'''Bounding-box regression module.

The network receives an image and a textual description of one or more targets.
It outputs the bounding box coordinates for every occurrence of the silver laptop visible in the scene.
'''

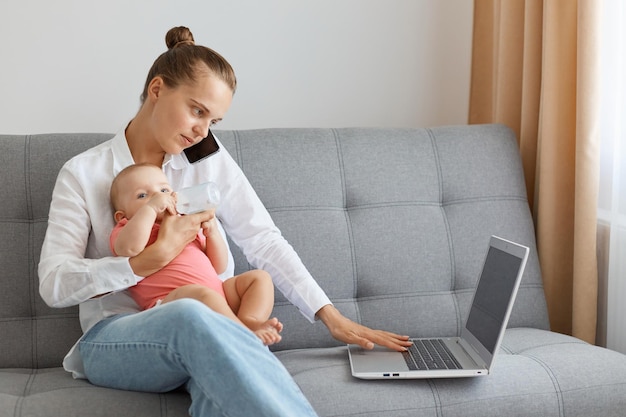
[348,235,529,379]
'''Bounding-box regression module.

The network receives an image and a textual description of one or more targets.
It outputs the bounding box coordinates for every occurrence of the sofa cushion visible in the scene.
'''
[0,368,190,416]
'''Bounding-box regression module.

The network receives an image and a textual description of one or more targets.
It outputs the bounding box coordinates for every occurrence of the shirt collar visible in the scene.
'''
[111,128,135,175]
[169,151,191,170]
[110,125,186,172]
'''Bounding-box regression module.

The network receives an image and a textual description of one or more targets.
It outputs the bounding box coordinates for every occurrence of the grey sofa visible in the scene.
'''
[1,124,625,417]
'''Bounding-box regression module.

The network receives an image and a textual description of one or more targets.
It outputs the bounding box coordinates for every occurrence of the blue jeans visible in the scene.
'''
[79,298,319,417]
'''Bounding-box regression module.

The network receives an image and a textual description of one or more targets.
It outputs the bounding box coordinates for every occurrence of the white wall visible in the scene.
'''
[0,0,473,134]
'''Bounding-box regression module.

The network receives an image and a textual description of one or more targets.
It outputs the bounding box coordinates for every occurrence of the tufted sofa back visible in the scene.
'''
[0,125,549,367]
[0,134,111,368]
[215,125,549,350]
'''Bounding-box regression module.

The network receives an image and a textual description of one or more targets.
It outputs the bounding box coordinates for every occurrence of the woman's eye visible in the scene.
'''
[210,119,219,127]
[194,107,203,116]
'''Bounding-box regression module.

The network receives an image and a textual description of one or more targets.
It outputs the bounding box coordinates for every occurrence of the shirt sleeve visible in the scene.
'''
[213,150,332,322]
[38,163,141,309]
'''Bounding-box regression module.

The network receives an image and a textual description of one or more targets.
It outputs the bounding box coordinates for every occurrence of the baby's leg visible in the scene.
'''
[161,284,244,326]
[223,270,283,345]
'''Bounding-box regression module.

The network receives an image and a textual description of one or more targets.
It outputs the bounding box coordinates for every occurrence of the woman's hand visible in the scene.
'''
[159,210,211,247]
[129,210,213,277]
[316,304,412,352]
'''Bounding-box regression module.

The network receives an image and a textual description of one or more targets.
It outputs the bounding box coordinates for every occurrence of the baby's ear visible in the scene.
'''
[114,210,126,223]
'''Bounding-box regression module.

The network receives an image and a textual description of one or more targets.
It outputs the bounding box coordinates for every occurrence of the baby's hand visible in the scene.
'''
[201,210,219,238]
[147,192,177,216]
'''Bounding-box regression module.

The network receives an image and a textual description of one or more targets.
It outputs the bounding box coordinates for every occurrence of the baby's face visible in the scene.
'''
[117,166,173,220]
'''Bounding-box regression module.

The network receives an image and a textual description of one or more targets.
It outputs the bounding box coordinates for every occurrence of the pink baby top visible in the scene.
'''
[110,218,225,310]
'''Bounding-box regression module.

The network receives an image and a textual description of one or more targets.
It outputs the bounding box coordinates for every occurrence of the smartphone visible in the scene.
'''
[183,129,221,163]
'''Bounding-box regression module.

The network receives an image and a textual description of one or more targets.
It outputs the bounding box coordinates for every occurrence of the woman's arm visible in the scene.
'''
[207,139,411,351]
[38,164,137,308]
[213,155,330,321]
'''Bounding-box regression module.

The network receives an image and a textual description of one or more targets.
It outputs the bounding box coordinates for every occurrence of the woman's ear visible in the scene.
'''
[147,76,165,101]
[114,210,127,223]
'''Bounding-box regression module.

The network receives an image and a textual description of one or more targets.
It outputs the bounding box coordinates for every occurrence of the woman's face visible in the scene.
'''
[148,72,233,155]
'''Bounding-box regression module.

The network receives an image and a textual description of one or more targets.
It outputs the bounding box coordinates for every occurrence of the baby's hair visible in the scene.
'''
[140,26,237,103]
[110,163,164,213]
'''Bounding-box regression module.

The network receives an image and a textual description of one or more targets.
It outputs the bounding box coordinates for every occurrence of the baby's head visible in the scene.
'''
[110,163,173,222]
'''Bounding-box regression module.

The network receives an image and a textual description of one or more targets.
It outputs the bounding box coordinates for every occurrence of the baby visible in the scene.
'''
[109,163,283,345]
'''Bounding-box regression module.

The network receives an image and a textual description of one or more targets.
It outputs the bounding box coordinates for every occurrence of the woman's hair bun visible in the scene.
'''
[165,26,195,49]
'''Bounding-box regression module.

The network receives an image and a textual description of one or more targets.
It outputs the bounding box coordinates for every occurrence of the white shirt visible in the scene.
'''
[38,129,331,378]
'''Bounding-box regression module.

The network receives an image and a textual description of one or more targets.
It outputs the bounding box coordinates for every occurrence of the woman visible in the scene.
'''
[38,26,410,416]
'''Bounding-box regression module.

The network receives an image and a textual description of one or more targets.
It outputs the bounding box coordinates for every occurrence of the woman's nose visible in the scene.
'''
[193,121,211,139]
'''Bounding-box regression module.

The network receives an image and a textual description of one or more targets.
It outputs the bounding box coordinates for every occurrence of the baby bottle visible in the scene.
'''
[175,182,221,214]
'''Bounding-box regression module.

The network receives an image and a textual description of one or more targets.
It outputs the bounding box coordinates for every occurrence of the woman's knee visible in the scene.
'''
[159,297,215,326]
[159,298,238,330]
[160,298,255,347]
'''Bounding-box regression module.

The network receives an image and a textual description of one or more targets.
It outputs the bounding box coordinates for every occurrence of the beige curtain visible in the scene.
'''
[469,0,601,343]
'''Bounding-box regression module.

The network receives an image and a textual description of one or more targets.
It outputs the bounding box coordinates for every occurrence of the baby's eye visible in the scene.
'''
[137,193,148,199]
[161,188,171,193]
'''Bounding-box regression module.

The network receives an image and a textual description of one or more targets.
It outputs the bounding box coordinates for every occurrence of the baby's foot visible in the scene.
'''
[255,327,281,345]
[264,317,283,334]
[252,317,283,346]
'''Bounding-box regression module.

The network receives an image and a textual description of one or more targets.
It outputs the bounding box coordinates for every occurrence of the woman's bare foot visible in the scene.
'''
[251,317,283,345]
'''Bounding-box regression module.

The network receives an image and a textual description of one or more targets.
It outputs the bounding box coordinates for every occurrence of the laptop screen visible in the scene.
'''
[465,246,523,353]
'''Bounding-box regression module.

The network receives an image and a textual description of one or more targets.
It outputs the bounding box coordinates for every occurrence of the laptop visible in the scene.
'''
[348,235,529,379]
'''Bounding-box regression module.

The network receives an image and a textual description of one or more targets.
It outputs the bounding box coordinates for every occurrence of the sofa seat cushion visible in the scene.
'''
[275,328,626,417]
[0,368,191,416]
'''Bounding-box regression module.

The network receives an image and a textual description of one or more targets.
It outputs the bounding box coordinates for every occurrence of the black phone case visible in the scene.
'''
[183,130,221,163]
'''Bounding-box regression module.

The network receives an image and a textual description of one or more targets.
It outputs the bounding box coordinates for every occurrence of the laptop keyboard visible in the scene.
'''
[402,339,461,370]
